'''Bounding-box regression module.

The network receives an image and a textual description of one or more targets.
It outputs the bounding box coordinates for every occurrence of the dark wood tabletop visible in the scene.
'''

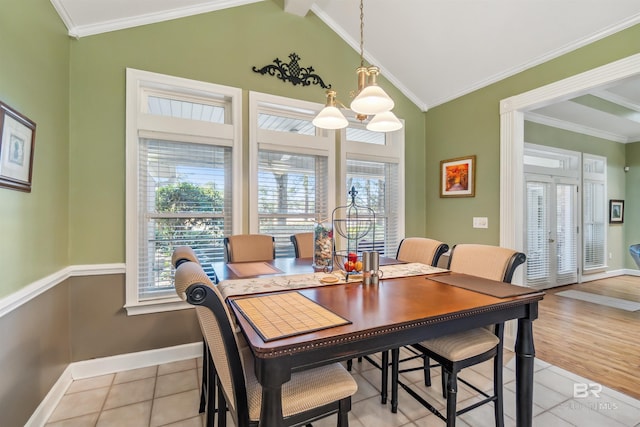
[216,259,544,427]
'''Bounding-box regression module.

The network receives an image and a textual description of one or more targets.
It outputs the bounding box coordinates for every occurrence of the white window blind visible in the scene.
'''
[525,181,550,286]
[138,139,231,300]
[583,180,606,269]
[583,154,606,271]
[346,159,400,256]
[257,150,329,257]
[556,183,578,283]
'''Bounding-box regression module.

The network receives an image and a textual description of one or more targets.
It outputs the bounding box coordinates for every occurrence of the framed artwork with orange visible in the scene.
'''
[440,155,475,198]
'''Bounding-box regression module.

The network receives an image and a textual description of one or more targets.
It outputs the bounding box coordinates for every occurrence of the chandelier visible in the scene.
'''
[312,0,402,132]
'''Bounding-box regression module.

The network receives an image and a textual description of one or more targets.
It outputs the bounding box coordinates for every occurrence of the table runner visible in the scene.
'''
[226,262,282,278]
[218,262,448,299]
[231,291,351,342]
[429,273,537,298]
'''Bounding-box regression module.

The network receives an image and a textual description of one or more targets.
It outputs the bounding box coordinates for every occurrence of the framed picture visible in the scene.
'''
[440,155,476,198]
[0,102,36,192]
[609,199,624,223]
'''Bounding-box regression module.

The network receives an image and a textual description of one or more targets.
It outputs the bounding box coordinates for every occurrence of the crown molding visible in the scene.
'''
[52,0,264,38]
[525,111,630,143]
[428,13,640,109]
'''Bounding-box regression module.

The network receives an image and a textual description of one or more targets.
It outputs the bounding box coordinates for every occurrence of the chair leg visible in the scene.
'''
[380,350,389,404]
[441,368,447,399]
[337,397,350,427]
[445,370,458,427]
[205,355,216,427]
[217,378,227,427]
[423,356,431,387]
[346,359,353,371]
[200,339,208,413]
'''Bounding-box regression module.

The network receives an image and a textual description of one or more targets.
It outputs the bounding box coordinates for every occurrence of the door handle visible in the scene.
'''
[549,238,555,243]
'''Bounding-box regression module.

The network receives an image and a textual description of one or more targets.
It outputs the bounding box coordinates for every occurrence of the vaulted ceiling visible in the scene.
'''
[50,0,640,142]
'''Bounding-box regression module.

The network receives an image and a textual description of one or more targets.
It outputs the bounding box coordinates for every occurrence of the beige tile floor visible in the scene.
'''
[45,349,640,427]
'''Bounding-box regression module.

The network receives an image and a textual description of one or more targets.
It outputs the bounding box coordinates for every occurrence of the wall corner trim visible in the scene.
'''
[0,263,126,319]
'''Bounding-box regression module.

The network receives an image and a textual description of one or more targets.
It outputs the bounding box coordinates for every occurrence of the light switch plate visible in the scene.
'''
[473,217,488,228]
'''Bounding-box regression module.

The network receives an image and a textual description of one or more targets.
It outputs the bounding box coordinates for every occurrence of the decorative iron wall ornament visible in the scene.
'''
[252,53,331,89]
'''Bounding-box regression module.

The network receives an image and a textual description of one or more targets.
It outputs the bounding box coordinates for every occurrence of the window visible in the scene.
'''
[125,69,242,314]
[583,154,607,271]
[249,92,335,256]
[342,120,405,256]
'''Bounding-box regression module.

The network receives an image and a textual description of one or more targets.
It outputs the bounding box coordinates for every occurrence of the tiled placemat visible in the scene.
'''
[429,273,537,298]
[231,291,351,342]
[226,262,283,278]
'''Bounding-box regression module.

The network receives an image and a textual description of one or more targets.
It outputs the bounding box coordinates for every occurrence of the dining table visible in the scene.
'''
[211,257,544,427]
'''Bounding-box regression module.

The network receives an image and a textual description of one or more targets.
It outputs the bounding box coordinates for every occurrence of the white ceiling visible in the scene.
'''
[50,0,640,142]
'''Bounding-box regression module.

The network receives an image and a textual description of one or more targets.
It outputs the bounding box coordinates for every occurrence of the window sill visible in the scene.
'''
[124,299,192,316]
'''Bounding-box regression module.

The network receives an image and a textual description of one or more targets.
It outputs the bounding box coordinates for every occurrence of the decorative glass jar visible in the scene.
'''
[313,221,333,271]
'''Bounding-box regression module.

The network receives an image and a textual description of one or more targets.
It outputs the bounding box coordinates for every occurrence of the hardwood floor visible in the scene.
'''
[533,274,640,399]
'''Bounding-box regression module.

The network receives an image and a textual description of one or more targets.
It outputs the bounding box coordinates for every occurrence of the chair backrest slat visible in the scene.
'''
[224,234,276,263]
[447,243,526,283]
[396,237,449,267]
[291,232,314,258]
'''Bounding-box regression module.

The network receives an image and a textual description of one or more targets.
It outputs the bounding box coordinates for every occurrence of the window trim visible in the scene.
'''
[248,91,336,234]
[125,68,242,315]
[340,120,406,249]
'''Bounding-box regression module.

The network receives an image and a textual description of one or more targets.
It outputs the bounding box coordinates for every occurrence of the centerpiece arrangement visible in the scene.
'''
[332,186,376,280]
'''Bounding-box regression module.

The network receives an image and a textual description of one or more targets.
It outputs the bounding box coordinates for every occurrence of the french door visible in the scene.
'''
[525,175,579,288]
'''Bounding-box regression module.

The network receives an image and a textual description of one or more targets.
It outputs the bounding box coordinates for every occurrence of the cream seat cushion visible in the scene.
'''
[242,347,358,420]
[419,328,500,362]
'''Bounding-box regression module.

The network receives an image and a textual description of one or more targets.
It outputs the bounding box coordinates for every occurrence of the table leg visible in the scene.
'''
[391,348,399,413]
[260,385,284,426]
[515,317,535,427]
[257,359,291,427]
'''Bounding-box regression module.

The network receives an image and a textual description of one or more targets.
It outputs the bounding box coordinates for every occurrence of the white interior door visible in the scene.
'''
[525,175,578,288]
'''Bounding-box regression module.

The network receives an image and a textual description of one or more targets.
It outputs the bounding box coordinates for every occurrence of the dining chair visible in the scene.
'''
[171,246,216,425]
[174,260,358,427]
[396,237,450,266]
[349,237,449,405]
[224,234,275,263]
[391,243,526,427]
[290,232,314,258]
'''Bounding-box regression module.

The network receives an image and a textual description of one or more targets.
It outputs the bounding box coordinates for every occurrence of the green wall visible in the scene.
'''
[626,142,640,268]
[67,0,426,264]
[524,121,628,270]
[425,24,640,247]
[0,0,70,299]
[2,1,639,295]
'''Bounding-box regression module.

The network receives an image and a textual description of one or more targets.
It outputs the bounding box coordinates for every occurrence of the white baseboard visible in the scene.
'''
[581,268,628,282]
[26,342,202,427]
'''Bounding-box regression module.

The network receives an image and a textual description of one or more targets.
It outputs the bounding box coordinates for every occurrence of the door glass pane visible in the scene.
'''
[526,181,550,286]
[556,184,577,284]
[583,180,606,269]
